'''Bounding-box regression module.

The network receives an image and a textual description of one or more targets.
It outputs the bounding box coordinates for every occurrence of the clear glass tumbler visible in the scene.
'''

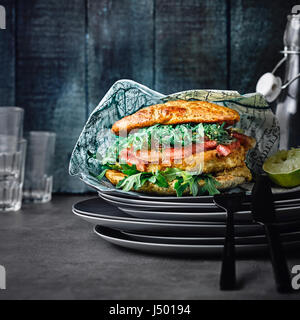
[23,131,56,203]
[0,107,24,152]
[0,107,25,212]
[0,139,27,212]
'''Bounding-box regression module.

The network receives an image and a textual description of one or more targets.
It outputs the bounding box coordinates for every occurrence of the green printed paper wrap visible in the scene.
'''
[69,80,279,195]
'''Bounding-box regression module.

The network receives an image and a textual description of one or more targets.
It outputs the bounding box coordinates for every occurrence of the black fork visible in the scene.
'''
[213,192,245,290]
[251,175,292,293]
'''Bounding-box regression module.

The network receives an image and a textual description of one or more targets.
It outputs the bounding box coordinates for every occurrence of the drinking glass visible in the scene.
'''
[0,139,27,212]
[23,131,56,203]
[0,107,24,153]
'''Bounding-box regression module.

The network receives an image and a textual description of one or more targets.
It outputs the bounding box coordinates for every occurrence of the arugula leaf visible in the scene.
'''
[116,172,152,191]
[174,178,189,197]
[168,171,220,197]
[190,176,200,197]
[122,168,139,175]
[116,175,137,192]
[155,172,169,188]
[199,174,221,195]
[148,175,157,184]
[96,169,108,181]
[163,168,182,181]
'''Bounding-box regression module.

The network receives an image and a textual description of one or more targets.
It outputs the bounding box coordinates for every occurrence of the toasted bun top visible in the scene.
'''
[111,100,240,135]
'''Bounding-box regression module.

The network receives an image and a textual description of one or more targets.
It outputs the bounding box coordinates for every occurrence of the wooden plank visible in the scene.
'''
[155,0,228,94]
[230,0,294,93]
[87,0,154,114]
[0,0,15,106]
[16,0,87,192]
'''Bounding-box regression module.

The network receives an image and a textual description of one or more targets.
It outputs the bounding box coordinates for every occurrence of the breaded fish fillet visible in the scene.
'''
[105,165,252,195]
[177,145,247,173]
[120,145,247,175]
[112,100,240,135]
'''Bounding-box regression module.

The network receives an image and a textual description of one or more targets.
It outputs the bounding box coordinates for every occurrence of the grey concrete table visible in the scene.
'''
[0,194,300,300]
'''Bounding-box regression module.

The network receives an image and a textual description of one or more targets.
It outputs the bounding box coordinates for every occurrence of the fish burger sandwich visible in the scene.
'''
[98,100,256,196]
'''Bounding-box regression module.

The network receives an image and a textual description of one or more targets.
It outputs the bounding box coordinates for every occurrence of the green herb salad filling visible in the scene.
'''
[96,164,221,197]
[101,122,234,165]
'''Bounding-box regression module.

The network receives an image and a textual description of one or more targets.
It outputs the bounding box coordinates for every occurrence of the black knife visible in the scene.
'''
[251,174,292,293]
[214,192,245,290]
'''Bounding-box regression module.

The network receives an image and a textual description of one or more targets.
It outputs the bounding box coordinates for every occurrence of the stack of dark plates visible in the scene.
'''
[73,189,300,256]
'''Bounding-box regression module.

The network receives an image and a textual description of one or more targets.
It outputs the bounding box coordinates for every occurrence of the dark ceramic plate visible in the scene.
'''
[98,185,300,204]
[73,198,300,237]
[98,192,300,223]
[93,225,300,256]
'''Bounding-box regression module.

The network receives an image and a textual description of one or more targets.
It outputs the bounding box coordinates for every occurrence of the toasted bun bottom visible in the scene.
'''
[105,166,252,196]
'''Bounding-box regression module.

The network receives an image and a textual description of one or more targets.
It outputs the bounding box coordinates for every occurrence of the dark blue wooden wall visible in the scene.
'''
[0,0,297,192]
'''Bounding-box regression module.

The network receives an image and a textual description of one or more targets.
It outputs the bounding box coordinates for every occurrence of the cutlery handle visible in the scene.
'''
[220,210,236,290]
[264,224,292,293]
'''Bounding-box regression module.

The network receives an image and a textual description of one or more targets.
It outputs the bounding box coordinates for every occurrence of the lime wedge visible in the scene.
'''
[263,148,300,187]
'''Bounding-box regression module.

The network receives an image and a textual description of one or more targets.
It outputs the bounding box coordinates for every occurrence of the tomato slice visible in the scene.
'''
[118,138,220,169]
[232,132,247,144]
[216,140,240,157]
[216,144,231,157]
[204,140,218,150]
[119,148,146,171]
